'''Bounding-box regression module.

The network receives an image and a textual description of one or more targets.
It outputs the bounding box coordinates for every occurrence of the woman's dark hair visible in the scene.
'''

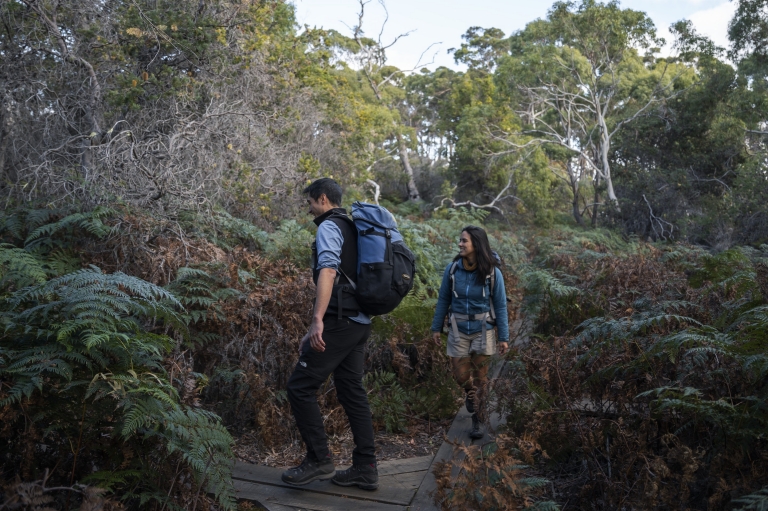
[303,177,342,206]
[454,225,499,285]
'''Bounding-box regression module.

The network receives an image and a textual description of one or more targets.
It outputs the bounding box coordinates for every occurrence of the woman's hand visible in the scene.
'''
[432,331,441,346]
[498,341,509,356]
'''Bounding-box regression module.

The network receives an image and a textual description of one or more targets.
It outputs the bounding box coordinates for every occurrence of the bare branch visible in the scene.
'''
[643,193,674,241]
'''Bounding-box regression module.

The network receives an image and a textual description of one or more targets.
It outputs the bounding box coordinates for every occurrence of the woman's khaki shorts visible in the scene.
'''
[446,328,497,357]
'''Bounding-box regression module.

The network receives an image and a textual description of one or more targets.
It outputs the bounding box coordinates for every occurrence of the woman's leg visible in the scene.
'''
[451,356,477,411]
[450,356,472,387]
[470,354,491,420]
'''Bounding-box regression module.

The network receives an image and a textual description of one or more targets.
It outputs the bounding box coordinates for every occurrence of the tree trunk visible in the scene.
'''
[568,161,583,225]
[396,133,420,201]
[592,175,600,227]
[0,91,11,184]
[597,109,619,209]
[572,188,583,225]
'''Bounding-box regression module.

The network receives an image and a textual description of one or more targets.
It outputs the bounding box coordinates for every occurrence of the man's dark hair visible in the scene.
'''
[303,178,342,206]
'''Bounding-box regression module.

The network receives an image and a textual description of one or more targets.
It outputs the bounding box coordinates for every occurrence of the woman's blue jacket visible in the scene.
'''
[430,259,509,342]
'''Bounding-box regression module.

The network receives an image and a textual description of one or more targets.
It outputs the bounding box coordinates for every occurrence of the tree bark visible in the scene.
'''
[0,92,9,184]
[592,175,601,227]
[568,161,583,225]
[396,132,420,201]
[596,101,619,209]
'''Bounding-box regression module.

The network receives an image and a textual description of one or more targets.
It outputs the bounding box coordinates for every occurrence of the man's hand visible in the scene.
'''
[498,341,509,356]
[299,333,310,353]
[432,331,441,346]
[307,318,326,352]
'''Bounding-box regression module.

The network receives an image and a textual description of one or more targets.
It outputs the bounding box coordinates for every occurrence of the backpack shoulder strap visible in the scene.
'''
[488,268,496,321]
[449,261,459,298]
[323,210,354,229]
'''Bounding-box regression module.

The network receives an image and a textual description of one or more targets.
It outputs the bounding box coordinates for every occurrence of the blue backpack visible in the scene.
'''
[337,202,416,315]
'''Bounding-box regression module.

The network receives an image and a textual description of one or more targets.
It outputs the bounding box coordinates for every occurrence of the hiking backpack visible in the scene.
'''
[336,201,416,315]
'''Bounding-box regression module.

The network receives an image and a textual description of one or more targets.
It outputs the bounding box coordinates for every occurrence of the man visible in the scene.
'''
[282,178,378,490]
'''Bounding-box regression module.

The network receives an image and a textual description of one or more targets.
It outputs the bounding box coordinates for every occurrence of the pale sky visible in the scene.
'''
[291,0,736,70]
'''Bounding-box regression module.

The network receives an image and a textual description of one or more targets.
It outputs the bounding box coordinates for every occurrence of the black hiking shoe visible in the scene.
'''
[331,463,379,490]
[281,457,335,486]
[469,413,484,440]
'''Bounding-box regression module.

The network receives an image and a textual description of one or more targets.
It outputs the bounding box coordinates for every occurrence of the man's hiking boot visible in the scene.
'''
[281,457,335,486]
[469,413,484,440]
[331,463,379,490]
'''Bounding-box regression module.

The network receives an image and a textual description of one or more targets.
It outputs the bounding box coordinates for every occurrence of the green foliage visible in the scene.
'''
[166,266,241,343]
[0,208,235,510]
[408,366,462,421]
[519,266,579,319]
[364,370,408,433]
[734,487,768,511]
[266,220,314,265]
[211,210,269,251]
[0,207,116,290]
[24,206,114,249]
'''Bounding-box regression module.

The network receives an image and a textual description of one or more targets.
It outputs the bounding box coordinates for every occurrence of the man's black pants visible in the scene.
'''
[286,316,376,465]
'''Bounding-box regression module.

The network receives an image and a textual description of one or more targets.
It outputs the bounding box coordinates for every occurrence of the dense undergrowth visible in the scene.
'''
[487,230,768,510]
[0,204,524,510]
[2,204,767,510]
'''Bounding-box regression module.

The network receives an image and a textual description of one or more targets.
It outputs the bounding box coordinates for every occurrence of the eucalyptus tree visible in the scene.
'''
[495,0,685,223]
[345,0,431,201]
[402,27,559,221]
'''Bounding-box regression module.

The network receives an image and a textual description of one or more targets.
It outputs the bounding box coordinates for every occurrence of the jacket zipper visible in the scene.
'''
[465,273,470,332]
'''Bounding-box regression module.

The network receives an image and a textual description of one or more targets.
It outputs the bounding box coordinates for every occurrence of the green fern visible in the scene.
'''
[734,487,768,511]
[520,267,580,314]
[364,370,408,433]
[24,206,114,249]
[266,219,314,264]
[210,209,269,250]
[0,243,49,289]
[165,265,241,346]
[0,262,234,510]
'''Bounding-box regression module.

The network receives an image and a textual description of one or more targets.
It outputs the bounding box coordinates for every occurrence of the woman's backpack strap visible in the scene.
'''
[449,261,459,297]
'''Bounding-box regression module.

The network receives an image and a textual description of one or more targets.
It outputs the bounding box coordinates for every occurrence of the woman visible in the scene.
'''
[431,225,509,439]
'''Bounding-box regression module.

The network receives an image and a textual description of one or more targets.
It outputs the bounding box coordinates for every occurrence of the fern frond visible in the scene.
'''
[733,486,768,511]
[0,244,49,289]
[24,207,114,248]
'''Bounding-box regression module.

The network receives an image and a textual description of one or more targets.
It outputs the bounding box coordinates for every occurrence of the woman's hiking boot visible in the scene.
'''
[469,413,484,440]
[464,387,475,414]
[281,456,335,486]
[331,463,379,490]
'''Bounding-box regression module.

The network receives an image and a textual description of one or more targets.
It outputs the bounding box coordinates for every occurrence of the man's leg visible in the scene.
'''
[331,321,379,490]
[286,370,331,463]
[283,316,361,485]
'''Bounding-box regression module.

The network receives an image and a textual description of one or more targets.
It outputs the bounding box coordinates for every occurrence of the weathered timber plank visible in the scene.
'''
[409,357,510,510]
[233,462,421,506]
[408,408,473,511]
[257,504,328,511]
[234,479,407,511]
[378,455,433,476]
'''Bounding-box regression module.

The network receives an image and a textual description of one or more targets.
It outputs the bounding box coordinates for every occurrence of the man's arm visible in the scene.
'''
[306,267,335,352]
[301,220,344,353]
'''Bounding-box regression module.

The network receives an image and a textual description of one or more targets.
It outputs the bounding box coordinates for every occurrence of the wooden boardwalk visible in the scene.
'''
[233,360,507,511]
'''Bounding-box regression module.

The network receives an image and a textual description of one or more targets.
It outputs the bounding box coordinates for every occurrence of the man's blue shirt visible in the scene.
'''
[315,220,371,325]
